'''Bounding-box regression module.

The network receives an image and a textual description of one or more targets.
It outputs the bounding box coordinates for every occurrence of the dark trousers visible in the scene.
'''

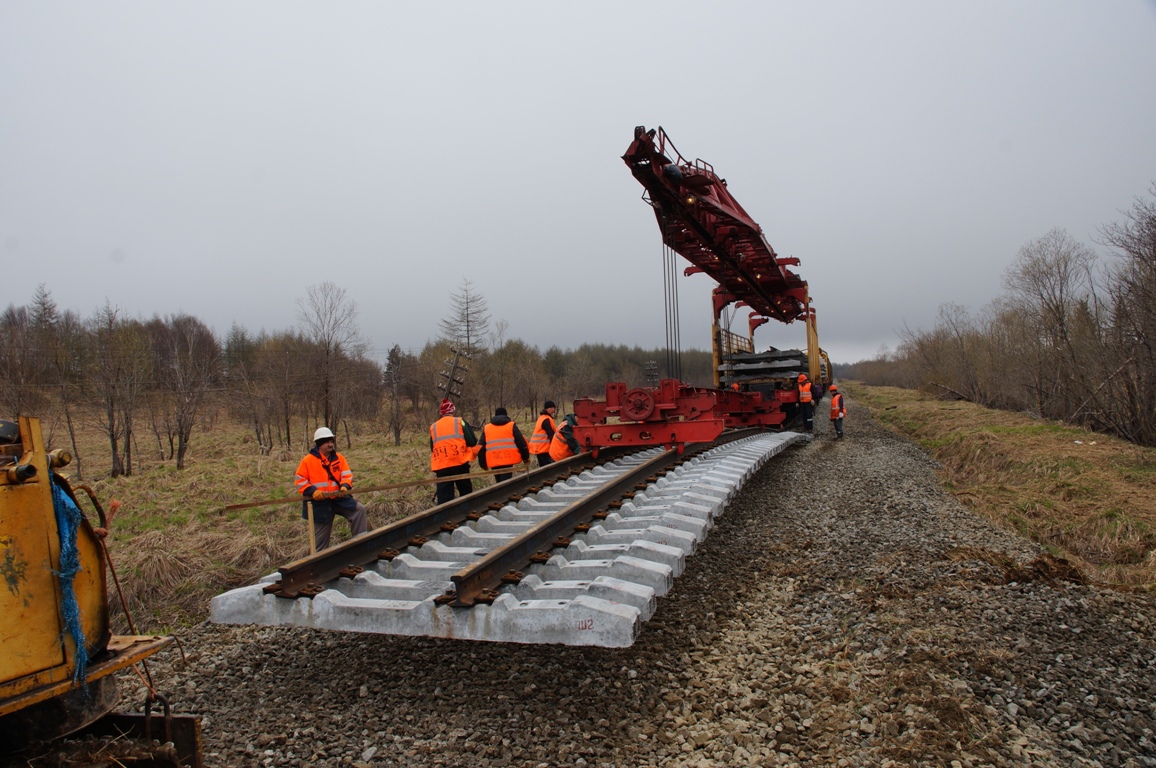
[831,417,844,438]
[535,452,554,468]
[801,402,814,431]
[435,463,473,505]
[491,465,515,483]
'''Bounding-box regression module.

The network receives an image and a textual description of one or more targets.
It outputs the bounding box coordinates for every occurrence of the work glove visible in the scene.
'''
[312,489,327,501]
[340,483,352,492]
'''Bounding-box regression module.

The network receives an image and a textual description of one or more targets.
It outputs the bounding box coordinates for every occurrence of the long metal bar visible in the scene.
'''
[444,429,762,607]
[266,448,631,597]
[223,466,522,512]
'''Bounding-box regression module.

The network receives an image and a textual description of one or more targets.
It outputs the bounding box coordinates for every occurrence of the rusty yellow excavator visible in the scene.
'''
[0,416,201,766]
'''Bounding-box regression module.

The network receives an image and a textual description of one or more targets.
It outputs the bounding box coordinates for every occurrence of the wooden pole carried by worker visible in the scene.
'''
[222,465,531,514]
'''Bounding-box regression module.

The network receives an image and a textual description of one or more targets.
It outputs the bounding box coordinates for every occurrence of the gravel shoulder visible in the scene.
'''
[99,398,1156,767]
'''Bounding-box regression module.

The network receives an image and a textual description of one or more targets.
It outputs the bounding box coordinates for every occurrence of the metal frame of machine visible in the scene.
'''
[0,416,202,765]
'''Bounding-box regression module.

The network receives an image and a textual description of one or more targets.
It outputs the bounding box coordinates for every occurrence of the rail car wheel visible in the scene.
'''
[620,388,656,421]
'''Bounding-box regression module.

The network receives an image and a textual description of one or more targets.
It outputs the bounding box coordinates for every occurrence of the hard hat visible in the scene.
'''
[829,384,838,392]
[313,427,335,442]
[798,373,808,382]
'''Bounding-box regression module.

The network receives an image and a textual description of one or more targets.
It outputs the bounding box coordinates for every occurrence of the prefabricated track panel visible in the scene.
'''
[210,432,806,647]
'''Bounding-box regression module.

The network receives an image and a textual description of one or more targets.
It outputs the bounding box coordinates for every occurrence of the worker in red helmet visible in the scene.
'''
[295,426,368,552]
[797,373,814,433]
[829,384,846,439]
[430,399,478,505]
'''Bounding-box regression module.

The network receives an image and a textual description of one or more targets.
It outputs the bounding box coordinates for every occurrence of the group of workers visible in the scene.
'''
[430,398,581,501]
[294,399,582,551]
[796,373,846,439]
[296,381,846,552]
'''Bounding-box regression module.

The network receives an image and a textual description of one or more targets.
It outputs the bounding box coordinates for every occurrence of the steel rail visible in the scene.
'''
[441,428,763,607]
[264,447,632,598]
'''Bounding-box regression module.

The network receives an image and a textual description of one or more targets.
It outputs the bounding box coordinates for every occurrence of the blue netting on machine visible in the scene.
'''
[50,477,89,687]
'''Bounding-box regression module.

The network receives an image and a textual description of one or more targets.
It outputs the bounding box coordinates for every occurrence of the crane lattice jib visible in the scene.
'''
[622,126,809,325]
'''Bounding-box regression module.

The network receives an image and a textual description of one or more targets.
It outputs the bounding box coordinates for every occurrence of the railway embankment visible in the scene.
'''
[108,394,1156,767]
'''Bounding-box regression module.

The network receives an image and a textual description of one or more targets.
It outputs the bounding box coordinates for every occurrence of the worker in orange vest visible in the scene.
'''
[528,400,558,467]
[548,414,581,462]
[797,373,814,432]
[829,384,846,439]
[478,407,530,483]
[295,427,368,552]
[430,399,478,505]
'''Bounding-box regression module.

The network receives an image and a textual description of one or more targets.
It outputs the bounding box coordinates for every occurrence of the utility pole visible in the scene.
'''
[438,348,470,399]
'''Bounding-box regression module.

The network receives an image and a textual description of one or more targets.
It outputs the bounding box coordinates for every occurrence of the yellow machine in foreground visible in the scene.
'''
[0,417,201,765]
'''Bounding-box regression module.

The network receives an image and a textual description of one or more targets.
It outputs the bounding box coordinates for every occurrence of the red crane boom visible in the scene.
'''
[621,125,810,328]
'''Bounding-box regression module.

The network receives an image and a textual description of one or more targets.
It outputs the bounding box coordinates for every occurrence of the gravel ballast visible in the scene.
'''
[113,399,1156,767]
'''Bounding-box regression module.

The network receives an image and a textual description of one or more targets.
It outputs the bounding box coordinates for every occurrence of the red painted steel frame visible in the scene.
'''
[573,380,787,453]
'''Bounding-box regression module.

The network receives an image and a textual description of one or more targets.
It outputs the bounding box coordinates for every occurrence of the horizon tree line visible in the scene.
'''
[1,278,716,477]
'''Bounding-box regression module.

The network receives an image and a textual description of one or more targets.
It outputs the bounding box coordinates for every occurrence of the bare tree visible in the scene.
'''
[1003,228,1103,420]
[384,344,418,446]
[1099,182,1156,444]
[146,314,221,469]
[297,282,367,432]
[438,278,491,357]
[223,324,269,451]
[900,304,992,404]
[29,286,90,475]
[0,304,45,417]
[258,331,312,451]
[88,304,151,477]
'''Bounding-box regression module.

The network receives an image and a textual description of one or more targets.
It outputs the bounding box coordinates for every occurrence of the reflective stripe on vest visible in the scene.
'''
[430,416,469,470]
[295,452,351,495]
[830,394,845,419]
[483,422,521,467]
[548,429,574,461]
[529,414,555,454]
[799,382,813,403]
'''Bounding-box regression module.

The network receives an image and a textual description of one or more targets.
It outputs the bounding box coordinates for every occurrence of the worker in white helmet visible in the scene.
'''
[294,427,368,552]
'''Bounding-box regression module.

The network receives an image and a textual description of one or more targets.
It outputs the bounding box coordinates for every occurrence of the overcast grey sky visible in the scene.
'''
[3,2,1155,365]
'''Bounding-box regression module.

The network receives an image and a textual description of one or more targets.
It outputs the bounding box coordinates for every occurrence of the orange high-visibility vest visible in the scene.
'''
[295,451,353,497]
[529,414,556,455]
[798,381,813,404]
[430,416,470,471]
[548,428,575,461]
[830,393,846,419]
[482,421,521,467]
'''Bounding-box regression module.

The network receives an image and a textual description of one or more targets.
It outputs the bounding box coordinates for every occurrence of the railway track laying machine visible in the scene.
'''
[210,127,828,647]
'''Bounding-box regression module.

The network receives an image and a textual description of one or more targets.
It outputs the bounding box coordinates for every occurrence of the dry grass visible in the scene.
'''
[38,409,480,631]
[847,382,1156,590]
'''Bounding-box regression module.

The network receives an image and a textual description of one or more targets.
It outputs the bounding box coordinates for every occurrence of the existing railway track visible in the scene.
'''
[211,429,804,646]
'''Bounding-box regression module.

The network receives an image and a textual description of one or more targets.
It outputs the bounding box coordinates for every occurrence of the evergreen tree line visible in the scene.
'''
[844,183,1156,446]
[1,279,713,476]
